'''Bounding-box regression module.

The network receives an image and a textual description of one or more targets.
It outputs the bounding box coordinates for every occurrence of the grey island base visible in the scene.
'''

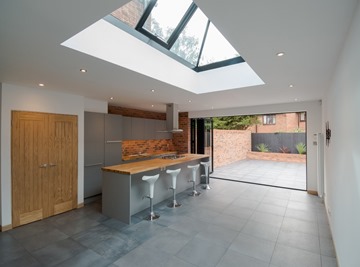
[102,154,210,224]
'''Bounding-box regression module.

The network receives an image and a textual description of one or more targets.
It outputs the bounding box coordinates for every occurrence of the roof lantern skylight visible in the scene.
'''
[106,0,244,72]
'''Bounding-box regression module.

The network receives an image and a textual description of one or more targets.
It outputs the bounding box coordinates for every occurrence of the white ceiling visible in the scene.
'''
[0,0,358,112]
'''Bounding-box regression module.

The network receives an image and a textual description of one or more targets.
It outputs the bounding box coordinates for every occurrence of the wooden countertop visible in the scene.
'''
[122,151,176,161]
[102,154,209,175]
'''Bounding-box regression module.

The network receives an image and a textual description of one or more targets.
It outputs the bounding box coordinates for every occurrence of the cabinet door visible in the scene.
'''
[84,112,104,165]
[48,114,78,215]
[84,165,103,198]
[105,114,122,141]
[144,118,156,139]
[105,114,123,166]
[131,117,145,140]
[155,120,172,139]
[122,116,132,140]
[11,111,49,227]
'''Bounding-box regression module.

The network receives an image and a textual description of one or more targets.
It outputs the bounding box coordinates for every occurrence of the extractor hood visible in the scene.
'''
[164,103,183,133]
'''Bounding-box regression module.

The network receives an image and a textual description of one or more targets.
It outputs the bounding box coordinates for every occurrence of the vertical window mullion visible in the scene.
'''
[167,3,197,49]
[195,20,210,68]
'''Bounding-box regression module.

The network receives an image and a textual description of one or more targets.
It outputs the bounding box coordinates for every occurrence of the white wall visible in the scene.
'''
[0,83,85,227]
[189,100,322,192]
[323,1,360,266]
[84,97,108,113]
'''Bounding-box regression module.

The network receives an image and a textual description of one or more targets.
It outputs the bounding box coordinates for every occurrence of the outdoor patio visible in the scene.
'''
[211,159,306,190]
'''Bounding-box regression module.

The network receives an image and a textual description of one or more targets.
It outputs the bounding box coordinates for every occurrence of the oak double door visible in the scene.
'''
[11,111,78,228]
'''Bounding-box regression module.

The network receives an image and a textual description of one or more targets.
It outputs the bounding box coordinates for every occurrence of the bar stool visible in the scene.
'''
[142,174,160,221]
[166,168,181,208]
[187,164,201,196]
[201,161,211,190]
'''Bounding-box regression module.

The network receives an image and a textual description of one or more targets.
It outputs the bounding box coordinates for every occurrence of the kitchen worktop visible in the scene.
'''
[122,150,177,161]
[102,153,209,175]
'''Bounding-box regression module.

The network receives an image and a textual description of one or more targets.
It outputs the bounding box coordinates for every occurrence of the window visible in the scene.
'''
[106,0,244,72]
[299,112,306,122]
[263,115,276,125]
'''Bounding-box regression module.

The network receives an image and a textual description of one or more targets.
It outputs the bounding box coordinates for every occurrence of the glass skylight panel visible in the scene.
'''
[170,8,208,66]
[107,0,244,72]
[111,0,151,28]
[142,0,193,43]
[199,23,240,66]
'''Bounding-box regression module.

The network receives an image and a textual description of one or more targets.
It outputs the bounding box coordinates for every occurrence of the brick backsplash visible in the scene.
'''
[122,139,175,156]
[172,112,190,154]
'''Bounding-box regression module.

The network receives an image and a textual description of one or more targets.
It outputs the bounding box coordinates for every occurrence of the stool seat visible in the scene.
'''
[201,161,211,190]
[166,168,181,208]
[187,164,201,196]
[142,174,160,221]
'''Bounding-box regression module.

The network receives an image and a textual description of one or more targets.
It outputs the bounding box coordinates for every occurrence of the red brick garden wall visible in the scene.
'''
[213,129,251,168]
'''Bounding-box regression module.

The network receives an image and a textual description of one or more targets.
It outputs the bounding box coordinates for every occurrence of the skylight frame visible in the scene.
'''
[106,0,245,72]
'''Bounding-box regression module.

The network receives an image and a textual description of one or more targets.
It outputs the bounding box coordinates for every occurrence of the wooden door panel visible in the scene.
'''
[11,111,48,227]
[49,114,78,215]
[12,111,78,227]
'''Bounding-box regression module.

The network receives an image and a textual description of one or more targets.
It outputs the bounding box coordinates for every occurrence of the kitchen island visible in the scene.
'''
[102,154,210,224]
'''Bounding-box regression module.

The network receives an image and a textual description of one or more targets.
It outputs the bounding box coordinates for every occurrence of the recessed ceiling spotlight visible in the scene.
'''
[80,69,87,73]
[151,89,155,92]
[110,97,114,100]
[289,84,294,88]
[188,100,192,103]
[151,104,154,107]
[276,52,285,57]
[38,83,45,87]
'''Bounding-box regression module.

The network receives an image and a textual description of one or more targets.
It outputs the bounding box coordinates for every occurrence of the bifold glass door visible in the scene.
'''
[190,118,213,173]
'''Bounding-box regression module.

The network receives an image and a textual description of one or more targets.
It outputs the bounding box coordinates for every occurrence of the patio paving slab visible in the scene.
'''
[211,159,306,190]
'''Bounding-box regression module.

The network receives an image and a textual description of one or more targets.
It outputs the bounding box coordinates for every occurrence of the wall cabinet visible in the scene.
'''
[123,116,171,140]
[122,116,132,140]
[12,111,78,228]
[131,117,145,140]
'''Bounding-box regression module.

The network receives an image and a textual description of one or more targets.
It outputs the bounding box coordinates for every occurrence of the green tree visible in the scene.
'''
[213,116,260,130]
[149,19,200,65]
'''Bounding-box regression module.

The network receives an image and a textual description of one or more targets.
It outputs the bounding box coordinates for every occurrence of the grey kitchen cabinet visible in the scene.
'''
[122,116,132,140]
[84,112,123,198]
[144,118,156,139]
[84,112,105,198]
[122,116,172,140]
[104,114,123,166]
[155,120,172,139]
[131,117,145,140]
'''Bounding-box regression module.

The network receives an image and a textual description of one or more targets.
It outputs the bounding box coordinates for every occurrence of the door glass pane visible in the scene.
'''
[111,0,152,28]
[199,23,240,66]
[170,8,208,66]
[143,0,193,42]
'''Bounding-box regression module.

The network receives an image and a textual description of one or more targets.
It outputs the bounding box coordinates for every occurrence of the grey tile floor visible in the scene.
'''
[211,159,306,190]
[0,179,336,267]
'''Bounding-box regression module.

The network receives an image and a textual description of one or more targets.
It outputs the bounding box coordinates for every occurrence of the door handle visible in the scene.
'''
[39,163,48,168]
[49,163,57,167]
